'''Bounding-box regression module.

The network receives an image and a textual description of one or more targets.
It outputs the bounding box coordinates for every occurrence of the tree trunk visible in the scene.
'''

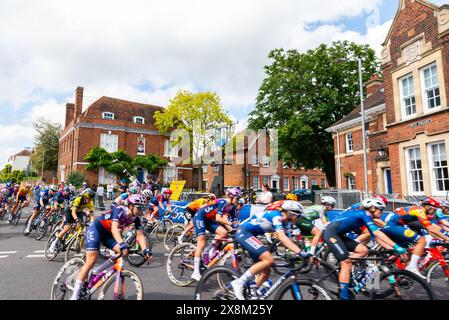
[322,152,336,188]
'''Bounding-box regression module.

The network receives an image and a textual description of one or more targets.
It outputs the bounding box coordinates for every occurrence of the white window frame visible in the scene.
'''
[252,176,259,189]
[311,178,317,186]
[262,176,270,187]
[252,154,259,166]
[292,177,299,190]
[164,140,178,158]
[346,133,353,153]
[262,156,270,167]
[399,74,417,119]
[102,112,115,120]
[321,179,326,188]
[163,166,176,184]
[347,176,356,190]
[100,133,118,153]
[283,177,290,191]
[421,63,441,113]
[133,116,145,124]
[428,141,449,196]
[213,165,219,173]
[405,146,425,195]
[202,165,208,174]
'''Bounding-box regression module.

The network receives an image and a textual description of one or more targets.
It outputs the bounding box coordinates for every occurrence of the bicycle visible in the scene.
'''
[143,213,174,243]
[44,221,87,261]
[9,200,25,225]
[23,208,48,238]
[51,253,144,300]
[121,226,153,267]
[195,255,331,300]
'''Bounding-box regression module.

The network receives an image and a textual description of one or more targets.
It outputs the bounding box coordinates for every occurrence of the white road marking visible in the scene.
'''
[0,251,17,254]
[33,250,45,253]
[0,255,8,259]
[25,254,45,258]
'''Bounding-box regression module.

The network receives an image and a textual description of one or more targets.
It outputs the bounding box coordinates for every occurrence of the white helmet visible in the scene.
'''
[281,200,305,215]
[321,196,337,206]
[361,198,386,210]
[142,189,153,199]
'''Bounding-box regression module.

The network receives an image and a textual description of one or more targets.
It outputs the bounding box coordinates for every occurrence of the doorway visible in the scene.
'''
[384,168,392,194]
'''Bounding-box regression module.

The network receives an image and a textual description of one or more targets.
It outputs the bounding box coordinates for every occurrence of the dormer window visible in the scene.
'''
[102,112,115,120]
[134,116,145,124]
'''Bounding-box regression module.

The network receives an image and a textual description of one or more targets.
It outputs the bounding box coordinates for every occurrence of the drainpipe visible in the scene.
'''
[334,128,342,189]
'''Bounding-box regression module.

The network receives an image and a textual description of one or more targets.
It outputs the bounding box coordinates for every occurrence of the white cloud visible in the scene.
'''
[0,0,393,166]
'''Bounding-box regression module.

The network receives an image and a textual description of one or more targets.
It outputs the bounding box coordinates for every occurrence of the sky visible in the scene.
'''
[0,0,447,168]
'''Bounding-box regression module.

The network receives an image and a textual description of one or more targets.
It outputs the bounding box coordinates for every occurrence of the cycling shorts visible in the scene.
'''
[381,225,420,248]
[86,223,117,251]
[64,209,86,226]
[17,195,27,202]
[193,213,220,236]
[323,222,360,262]
[235,227,268,262]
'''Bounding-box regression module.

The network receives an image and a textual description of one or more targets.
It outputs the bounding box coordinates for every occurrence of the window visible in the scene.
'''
[347,176,356,190]
[202,165,208,174]
[163,166,176,184]
[283,177,289,191]
[346,133,353,153]
[262,156,270,167]
[400,74,416,117]
[429,142,449,193]
[262,176,270,186]
[102,112,115,120]
[421,64,441,111]
[164,140,178,157]
[213,165,219,173]
[100,133,118,153]
[406,146,424,194]
[252,154,259,166]
[311,178,317,186]
[134,116,145,124]
[252,176,259,189]
[321,179,326,188]
[292,177,299,190]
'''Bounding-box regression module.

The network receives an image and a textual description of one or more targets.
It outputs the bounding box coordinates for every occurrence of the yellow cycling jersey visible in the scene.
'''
[70,196,94,212]
[17,188,31,197]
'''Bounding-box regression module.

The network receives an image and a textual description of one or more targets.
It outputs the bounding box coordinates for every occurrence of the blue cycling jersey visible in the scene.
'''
[331,210,379,235]
[38,188,52,203]
[240,210,286,236]
[51,192,70,204]
[343,203,361,212]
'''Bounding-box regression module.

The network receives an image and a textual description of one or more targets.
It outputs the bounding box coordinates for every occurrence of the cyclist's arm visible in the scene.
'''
[135,229,148,251]
[372,230,397,249]
[356,228,371,243]
[111,220,124,245]
[426,223,449,242]
[216,214,233,229]
[71,206,80,221]
[372,218,386,228]
[275,229,301,254]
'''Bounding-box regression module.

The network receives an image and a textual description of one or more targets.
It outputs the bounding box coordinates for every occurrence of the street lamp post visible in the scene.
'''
[41,148,45,180]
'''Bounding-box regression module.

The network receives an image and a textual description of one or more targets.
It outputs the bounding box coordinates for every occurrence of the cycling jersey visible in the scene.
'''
[389,206,431,229]
[38,188,52,203]
[187,198,209,212]
[193,199,235,236]
[239,210,285,236]
[69,195,94,212]
[113,193,128,206]
[17,187,30,197]
[329,210,379,235]
[302,205,326,221]
[51,192,70,205]
[150,194,170,206]
[344,203,361,212]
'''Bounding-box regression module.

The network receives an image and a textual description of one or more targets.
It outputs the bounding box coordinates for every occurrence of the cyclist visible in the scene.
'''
[344,195,388,212]
[378,197,449,277]
[69,194,152,300]
[290,196,337,255]
[4,182,14,212]
[231,200,309,300]
[323,197,407,300]
[48,189,95,253]
[25,185,57,235]
[147,188,173,224]
[8,183,32,223]
[0,187,9,217]
[191,188,241,281]
[48,186,71,217]
[177,193,216,244]
[118,179,128,194]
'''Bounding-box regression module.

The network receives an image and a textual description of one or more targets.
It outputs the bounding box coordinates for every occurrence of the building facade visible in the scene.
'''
[328,0,449,198]
[8,149,32,172]
[57,87,194,187]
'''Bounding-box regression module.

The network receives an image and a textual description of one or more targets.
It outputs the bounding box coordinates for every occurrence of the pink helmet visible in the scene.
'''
[1,188,8,196]
[226,188,242,198]
[127,194,146,206]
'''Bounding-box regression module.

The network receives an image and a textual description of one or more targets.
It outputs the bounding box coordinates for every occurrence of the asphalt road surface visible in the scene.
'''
[0,207,196,300]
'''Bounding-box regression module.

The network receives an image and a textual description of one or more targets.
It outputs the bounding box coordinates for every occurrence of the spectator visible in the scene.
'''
[96,184,105,210]
[256,184,273,205]
[118,179,128,194]
[107,183,114,200]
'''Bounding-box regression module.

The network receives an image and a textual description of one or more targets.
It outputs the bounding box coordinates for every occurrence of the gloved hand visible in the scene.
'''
[393,244,407,255]
[119,242,129,252]
[142,248,152,261]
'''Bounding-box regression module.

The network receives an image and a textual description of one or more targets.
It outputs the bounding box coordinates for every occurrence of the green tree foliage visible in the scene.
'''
[248,41,379,186]
[84,146,167,179]
[67,171,87,188]
[0,164,37,183]
[31,119,63,173]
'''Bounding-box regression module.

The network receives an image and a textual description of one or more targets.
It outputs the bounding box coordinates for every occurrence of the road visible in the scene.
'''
[0,207,196,300]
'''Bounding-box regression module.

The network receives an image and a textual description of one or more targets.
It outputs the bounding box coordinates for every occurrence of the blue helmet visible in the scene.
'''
[6,182,12,187]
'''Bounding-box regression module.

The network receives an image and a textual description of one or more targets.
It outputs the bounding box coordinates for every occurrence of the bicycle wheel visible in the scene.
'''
[127,231,152,267]
[97,270,144,300]
[45,228,63,261]
[195,266,240,300]
[12,209,21,225]
[35,217,49,240]
[273,278,332,300]
[166,243,196,287]
[425,260,449,300]
[64,233,86,263]
[373,269,436,300]
[163,225,186,253]
[155,219,174,242]
[50,258,86,300]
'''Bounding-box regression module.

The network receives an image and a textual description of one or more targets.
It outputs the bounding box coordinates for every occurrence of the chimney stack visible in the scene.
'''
[74,86,84,118]
[366,74,383,97]
[65,103,75,127]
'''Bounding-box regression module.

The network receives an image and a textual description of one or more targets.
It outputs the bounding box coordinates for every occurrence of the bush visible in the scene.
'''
[67,171,87,188]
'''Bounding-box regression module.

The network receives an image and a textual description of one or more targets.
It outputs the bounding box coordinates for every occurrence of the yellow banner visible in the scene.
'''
[169,180,186,201]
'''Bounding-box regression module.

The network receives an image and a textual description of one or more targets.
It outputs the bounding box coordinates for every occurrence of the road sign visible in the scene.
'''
[169,180,186,201]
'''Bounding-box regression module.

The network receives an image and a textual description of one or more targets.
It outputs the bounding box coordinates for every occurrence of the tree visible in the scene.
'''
[154,90,232,189]
[248,41,379,186]
[67,171,87,188]
[31,118,63,174]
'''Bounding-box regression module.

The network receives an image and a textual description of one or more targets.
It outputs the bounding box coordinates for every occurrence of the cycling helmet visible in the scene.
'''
[226,188,242,198]
[25,183,31,188]
[142,189,153,199]
[120,179,127,183]
[441,200,449,208]
[375,195,388,205]
[63,186,70,193]
[421,197,441,209]
[321,196,337,206]
[1,188,8,195]
[361,198,386,210]
[127,194,146,206]
[6,182,11,187]
[129,187,138,194]
[82,188,95,199]
[49,185,58,192]
[286,194,298,201]
[163,188,173,195]
[281,200,305,215]
[204,193,217,201]
[13,184,19,189]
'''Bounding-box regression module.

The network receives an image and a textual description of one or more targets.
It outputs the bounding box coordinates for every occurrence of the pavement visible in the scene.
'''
[0,207,196,300]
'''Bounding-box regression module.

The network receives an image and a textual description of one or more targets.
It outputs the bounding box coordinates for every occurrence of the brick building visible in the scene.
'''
[57,87,194,187]
[327,0,449,198]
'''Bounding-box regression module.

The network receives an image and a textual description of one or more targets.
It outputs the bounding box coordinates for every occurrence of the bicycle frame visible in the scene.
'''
[394,246,449,279]
[85,257,125,299]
